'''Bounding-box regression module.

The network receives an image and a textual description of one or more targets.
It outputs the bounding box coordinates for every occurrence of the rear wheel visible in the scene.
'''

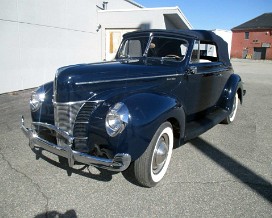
[132,122,173,187]
[222,93,239,124]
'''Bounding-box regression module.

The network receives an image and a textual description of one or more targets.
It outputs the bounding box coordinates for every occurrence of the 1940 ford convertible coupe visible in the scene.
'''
[21,30,245,187]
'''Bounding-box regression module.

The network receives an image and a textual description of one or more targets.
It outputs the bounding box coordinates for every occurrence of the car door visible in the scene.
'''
[182,40,226,118]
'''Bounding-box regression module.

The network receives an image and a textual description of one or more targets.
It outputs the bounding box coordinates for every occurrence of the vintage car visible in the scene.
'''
[21,30,245,187]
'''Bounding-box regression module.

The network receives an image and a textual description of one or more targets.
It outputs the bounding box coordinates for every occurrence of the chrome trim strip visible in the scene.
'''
[75,137,88,140]
[75,73,181,85]
[52,100,104,106]
[75,121,89,124]
[21,117,131,171]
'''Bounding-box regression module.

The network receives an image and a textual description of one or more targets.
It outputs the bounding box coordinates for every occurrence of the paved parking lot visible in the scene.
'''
[0,59,271,217]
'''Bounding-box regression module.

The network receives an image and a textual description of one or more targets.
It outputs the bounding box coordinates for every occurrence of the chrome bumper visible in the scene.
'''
[20,116,131,171]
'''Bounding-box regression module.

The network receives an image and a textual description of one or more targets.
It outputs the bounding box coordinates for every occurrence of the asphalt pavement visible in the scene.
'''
[0,59,271,217]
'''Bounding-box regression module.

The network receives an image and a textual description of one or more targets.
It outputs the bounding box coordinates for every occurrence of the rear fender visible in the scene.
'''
[218,74,244,112]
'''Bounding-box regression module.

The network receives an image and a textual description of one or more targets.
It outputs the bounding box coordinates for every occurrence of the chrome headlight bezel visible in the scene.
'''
[30,89,45,112]
[105,102,129,137]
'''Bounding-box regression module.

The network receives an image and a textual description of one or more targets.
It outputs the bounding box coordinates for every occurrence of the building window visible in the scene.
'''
[245,32,249,39]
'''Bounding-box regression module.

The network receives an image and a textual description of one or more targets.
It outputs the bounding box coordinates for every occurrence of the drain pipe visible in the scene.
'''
[103,1,108,10]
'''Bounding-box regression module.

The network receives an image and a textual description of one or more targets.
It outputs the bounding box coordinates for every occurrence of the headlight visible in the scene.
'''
[30,90,45,112]
[106,102,129,137]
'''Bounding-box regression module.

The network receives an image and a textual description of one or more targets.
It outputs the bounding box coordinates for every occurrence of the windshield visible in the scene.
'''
[117,36,149,59]
[116,35,188,64]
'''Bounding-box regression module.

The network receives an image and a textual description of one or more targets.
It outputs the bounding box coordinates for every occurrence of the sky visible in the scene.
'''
[135,0,272,30]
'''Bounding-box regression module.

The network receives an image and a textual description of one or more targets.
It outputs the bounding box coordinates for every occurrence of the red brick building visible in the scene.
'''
[231,13,272,60]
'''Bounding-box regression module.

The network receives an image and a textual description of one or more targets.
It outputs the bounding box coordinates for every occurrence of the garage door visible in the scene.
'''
[253,47,267,60]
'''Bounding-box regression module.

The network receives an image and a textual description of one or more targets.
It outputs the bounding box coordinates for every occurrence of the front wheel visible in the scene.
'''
[222,93,239,124]
[132,122,174,187]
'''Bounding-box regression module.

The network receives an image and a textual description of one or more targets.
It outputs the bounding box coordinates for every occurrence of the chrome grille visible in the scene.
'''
[73,102,98,151]
[54,101,99,149]
[54,101,85,146]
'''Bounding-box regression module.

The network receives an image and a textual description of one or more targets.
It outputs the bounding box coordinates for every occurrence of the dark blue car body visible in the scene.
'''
[22,30,245,186]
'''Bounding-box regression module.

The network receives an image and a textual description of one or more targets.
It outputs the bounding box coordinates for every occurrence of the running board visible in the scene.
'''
[184,108,229,141]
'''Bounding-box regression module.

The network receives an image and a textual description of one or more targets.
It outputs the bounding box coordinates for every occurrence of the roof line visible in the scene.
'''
[173,6,193,29]
[98,6,185,13]
[232,12,272,30]
[125,0,144,8]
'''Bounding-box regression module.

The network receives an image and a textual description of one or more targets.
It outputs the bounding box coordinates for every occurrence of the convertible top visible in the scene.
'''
[123,29,231,66]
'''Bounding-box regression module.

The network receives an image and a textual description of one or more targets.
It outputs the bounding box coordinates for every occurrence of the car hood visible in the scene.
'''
[55,60,181,102]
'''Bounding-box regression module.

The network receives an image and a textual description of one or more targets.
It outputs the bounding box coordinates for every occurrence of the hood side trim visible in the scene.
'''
[75,73,181,86]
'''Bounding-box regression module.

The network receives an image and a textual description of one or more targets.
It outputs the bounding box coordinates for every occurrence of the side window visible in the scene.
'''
[191,41,218,63]
[199,42,218,62]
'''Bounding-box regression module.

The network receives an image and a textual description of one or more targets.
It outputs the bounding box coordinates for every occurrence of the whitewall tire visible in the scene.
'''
[132,122,174,187]
[222,93,239,124]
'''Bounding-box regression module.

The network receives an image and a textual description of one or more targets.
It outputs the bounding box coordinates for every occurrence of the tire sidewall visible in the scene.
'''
[229,93,239,122]
[148,122,174,184]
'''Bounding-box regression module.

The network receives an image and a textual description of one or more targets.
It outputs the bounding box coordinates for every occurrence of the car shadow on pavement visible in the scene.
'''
[190,137,272,203]
[32,148,118,182]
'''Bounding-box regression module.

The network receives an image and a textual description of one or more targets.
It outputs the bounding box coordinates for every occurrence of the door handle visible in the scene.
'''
[187,66,197,75]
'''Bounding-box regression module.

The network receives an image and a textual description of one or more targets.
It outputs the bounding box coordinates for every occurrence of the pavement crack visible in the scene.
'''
[0,151,49,215]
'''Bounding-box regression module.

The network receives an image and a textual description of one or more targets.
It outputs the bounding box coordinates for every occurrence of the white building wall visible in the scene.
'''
[0,0,141,94]
[98,9,167,30]
[98,7,191,30]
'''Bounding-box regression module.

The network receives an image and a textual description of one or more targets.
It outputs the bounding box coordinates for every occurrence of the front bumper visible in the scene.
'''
[20,116,131,171]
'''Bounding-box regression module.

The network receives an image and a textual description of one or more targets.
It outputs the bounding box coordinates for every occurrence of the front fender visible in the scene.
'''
[117,92,185,161]
[218,73,244,112]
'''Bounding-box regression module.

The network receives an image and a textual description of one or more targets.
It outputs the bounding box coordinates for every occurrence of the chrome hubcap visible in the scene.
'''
[152,134,169,175]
